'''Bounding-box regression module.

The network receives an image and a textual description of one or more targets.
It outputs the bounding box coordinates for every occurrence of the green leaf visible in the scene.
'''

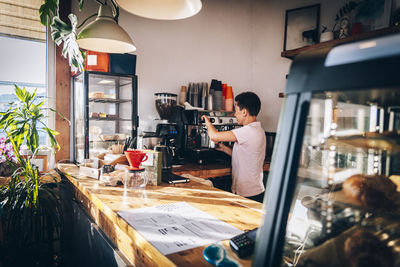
[39,0,59,26]
[50,14,84,71]
[49,107,71,124]
[0,111,11,127]
[79,0,85,10]
[44,127,60,151]
[32,128,40,153]
[37,99,45,108]
[14,85,24,101]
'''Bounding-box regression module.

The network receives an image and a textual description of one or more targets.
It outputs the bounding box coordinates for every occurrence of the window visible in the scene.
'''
[0,35,47,144]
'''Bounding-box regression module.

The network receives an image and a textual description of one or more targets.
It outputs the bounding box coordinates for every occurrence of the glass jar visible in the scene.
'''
[124,168,148,189]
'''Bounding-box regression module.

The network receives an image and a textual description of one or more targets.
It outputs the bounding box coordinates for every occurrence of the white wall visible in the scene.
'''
[252,0,358,131]
[74,0,255,132]
[73,0,378,132]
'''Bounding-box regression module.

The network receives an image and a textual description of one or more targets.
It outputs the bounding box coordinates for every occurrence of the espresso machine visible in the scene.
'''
[172,109,239,164]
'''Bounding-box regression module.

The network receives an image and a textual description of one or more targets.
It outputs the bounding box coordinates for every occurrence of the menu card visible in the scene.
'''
[118,202,243,255]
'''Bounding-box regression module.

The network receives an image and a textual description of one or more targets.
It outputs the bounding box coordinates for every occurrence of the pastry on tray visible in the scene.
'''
[342,174,398,210]
[295,224,396,267]
[89,91,104,99]
[90,112,99,118]
[344,229,394,267]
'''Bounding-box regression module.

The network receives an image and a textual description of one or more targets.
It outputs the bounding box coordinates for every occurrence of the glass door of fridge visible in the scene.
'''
[87,73,134,159]
[73,73,85,163]
[72,71,136,163]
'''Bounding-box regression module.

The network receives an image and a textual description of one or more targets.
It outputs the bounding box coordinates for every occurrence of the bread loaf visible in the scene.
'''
[344,229,393,267]
[342,174,364,200]
[343,174,397,210]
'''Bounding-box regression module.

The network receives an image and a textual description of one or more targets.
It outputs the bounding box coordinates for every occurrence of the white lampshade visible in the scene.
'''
[77,3,136,53]
[116,0,202,20]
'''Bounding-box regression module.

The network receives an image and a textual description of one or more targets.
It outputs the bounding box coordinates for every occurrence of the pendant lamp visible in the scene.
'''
[116,0,202,20]
[77,3,136,53]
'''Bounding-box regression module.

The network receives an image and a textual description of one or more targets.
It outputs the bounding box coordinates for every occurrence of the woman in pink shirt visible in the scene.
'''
[202,92,266,203]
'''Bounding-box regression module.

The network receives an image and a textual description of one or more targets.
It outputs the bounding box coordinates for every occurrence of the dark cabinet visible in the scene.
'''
[60,178,132,267]
[70,201,132,267]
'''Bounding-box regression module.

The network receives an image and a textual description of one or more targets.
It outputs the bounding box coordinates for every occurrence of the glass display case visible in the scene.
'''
[254,34,400,266]
[71,71,138,163]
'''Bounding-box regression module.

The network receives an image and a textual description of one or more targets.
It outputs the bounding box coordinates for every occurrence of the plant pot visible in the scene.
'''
[320,32,334,42]
[0,162,13,177]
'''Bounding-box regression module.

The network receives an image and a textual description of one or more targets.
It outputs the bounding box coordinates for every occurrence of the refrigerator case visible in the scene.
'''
[71,71,138,163]
[254,33,400,267]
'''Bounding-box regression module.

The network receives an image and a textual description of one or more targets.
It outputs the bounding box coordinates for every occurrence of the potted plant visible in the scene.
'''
[332,1,359,39]
[0,85,68,266]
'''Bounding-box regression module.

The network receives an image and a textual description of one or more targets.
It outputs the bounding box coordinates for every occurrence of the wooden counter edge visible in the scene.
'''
[172,162,270,178]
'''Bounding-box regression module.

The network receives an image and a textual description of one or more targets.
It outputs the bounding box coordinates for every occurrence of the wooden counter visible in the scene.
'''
[172,162,270,178]
[58,164,264,267]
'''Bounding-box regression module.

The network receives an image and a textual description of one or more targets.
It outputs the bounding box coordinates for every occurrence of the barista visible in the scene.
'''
[202,92,266,202]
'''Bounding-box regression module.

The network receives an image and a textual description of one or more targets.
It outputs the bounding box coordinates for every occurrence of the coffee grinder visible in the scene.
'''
[154,93,179,169]
[153,93,188,183]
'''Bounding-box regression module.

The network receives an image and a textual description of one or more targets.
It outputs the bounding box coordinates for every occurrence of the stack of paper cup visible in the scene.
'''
[225,86,233,112]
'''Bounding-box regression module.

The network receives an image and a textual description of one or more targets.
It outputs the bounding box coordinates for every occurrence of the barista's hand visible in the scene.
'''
[201,115,211,125]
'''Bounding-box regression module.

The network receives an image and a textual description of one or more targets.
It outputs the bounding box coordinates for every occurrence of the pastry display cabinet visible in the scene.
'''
[254,33,400,267]
[71,71,138,163]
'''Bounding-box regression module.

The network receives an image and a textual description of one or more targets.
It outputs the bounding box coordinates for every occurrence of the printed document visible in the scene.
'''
[118,202,243,255]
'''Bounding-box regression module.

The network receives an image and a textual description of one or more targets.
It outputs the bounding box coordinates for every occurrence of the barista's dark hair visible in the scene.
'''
[235,91,261,116]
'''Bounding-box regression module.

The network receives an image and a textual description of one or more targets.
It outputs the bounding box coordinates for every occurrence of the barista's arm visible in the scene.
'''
[201,115,237,142]
[216,143,232,156]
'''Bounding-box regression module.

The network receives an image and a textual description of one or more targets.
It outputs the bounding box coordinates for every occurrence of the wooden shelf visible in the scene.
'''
[89,117,131,121]
[281,26,400,59]
[89,98,132,103]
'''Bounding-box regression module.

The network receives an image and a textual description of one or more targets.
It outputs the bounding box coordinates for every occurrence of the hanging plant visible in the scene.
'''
[51,14,85,71]
[39,0,120,72]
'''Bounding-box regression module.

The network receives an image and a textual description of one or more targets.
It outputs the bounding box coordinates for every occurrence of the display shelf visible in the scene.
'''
[72,71,137,163]
[89,139,126,143]
[89,98,132,103]
[325,131,400,153]
[89,117,131,121]
[320,189,400,219]
[281,26,400,59]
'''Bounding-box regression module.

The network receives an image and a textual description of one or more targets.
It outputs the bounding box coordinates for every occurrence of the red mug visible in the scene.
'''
[124,150,148,168]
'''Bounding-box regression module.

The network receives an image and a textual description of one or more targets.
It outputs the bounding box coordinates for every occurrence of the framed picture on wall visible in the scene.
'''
[283,4,320,51]
[355,0,392,31]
